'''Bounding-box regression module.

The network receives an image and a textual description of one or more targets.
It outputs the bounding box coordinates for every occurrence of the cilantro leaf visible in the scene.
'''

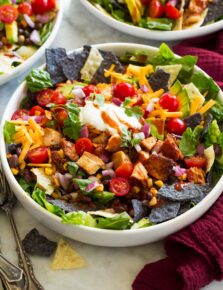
[120,128,143,147]
[125,106,143,119]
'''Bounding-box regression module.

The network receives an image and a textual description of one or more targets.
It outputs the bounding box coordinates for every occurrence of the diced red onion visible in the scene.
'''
[11,0,16,3]
[140,84,149,93]
[72,87,85,99]
[24,14,35,28]
[105,161,113,169]
[100,153,110,163]
[197,144,205,156]
[57,173,72,190]
[134,144,142,152]
[172,133,182,139]
[142,123,150,138]
[36,14,50,24]
[173,166,186,177]
[85,181,99,193]
[30,30,41,45]
[112,97,122,106]
[80,126,89,138]
[146,98,159,114]
[102,169,115,178]
[133,132,145,141]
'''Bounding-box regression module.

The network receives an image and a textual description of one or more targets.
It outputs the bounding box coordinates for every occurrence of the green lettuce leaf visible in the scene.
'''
[67,162,79,176]
[17,177,35,194]
[62,211,96,227]
[179,125,203,157]
[96,212,131,230]
[3,121,16,143]
[63,103,81,141]
[139,18,173,31]
[131,218,154,229]
[146,119,164,140]
[204,120,220,148]
[73,178,92,192]
[209,100,223,121]
[93,191,115,205]
[25,69,52,92]
[40,22,53,45]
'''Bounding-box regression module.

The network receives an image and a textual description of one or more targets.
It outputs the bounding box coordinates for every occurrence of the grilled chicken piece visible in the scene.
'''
[61,138,78,161]
[160,134,183,161]
[138,151,150,164]
[187,167,205,184]
[141,136,157,152]
[43,128,62,146]
[106,134,121,152]
[145,154,175,181]
[111,151,130,170]
[77,151,104,175]
[152,140,163,154]
[92,132,109,145]
[130,162,148,186]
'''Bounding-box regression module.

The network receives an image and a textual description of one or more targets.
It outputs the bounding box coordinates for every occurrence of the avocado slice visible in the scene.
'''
[170,80,190,117]
[5,21,18,44]
[184,83,205,111]
[156,64,182,89]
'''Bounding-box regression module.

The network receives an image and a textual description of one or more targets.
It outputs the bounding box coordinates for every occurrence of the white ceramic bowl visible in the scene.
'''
[1,43,223,247]
[80,0,223,41]
[0,1,63,86]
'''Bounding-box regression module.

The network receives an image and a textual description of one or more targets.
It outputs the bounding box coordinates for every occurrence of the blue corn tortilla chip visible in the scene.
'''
[46,48,67,85]
[177,202,191,216]
[202,113,213,137]
[148,69,170,92]
[132,199,150,222]
[47,197,97,212]
[203,0,223,25]
[184,113,202,129]
[149,200,181,223]
[22,228,57,257]
[158,183,207,202]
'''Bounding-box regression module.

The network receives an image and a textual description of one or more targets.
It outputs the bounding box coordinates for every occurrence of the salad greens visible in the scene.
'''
[25,69,53,92]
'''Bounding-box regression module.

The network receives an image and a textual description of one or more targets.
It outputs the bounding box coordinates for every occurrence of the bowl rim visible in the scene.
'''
[1,42,223,236]
[80,0,223,41]
[0,0,64,85]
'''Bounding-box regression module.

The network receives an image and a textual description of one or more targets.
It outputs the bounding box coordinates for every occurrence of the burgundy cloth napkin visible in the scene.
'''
[132,30,223,290]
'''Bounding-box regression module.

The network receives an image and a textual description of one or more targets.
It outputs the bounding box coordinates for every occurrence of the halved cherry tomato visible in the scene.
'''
[159,92,179,112]
[27,146,48,163]
[166,118,186,135]
[36,89,54,107]
[31,0,56,14]
[115,162,134,179]
[0,5,18,24]
[110,177,130,196]
[75,138,94,156]
[164,2,181,19]
[11,109,29,120]
[113,82,136,101]
[18,2,32,15]
[131,93,142,106]
[29,105,45,116]
[185,156,207,168]
[55,109,68,126]
[51,91,67,105]
[148,0,163,18]
[82,85,99,97]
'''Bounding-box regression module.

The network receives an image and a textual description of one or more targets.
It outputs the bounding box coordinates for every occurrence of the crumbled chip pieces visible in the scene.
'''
[22,228,57,257]
[132,199,150,222]
[184,113,202,129]
[50,239,86,270]
[148,69,170,92]
[46,48,67,85]
[149,201,181,223]
[158,183,204,202]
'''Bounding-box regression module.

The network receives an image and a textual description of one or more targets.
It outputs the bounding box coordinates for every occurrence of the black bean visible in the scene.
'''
[8,144,18,154]
[8,155,19,168]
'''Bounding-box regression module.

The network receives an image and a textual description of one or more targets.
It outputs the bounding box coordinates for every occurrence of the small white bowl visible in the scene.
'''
[80,0,223,41]
[1,43,223,247]
[0,1,64,86]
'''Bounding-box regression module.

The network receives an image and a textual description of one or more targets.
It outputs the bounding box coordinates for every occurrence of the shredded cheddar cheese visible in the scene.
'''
[142,89,164,104]
[198,99,216,114]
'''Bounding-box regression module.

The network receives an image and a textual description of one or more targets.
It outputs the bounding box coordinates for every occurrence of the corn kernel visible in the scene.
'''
[96,173,102,180]
[155,180,163,188]
[147,178,153,188]
[52,176,60,187]
[58,149,64,158]
[63,163,67,170]
[11,168,19,175]
[45,168,53,176]
[96,184,104,192]
[132,186,140,194]
[149,196,157,207]
[20,161,26,170]
[150,187,158,196]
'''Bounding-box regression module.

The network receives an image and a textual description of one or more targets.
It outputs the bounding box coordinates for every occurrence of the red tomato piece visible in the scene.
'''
[113,82,136,101]
[0,5,18,24]
[11,109,29,120]
[166,118,187,135]
[75,138,94,156]
[31,0,56,14]
[27,146,48,163]
[51,91,67,105]
[29,105,45,116]
[148,0,163,18]
[185,156,207,168]
[55,109,68,126]
[115,162,134,179]
[159,92,179,112]
[82,85,99,97]
[141,0,150,5]
[18,2,32,15]
[109,177,130,196]
[164,2,181,19]
[36,89,54,107]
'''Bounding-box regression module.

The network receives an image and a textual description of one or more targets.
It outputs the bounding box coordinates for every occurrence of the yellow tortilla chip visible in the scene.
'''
[50,239,86,270]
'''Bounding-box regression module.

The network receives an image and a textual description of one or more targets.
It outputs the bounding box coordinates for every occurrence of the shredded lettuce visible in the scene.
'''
[96,212,131,230]
[3,121,16,143]
[131,218,153,229]
[62,211,96,227]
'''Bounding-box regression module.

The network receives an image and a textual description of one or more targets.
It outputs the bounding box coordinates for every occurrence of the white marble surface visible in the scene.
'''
[0,1,222,289]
